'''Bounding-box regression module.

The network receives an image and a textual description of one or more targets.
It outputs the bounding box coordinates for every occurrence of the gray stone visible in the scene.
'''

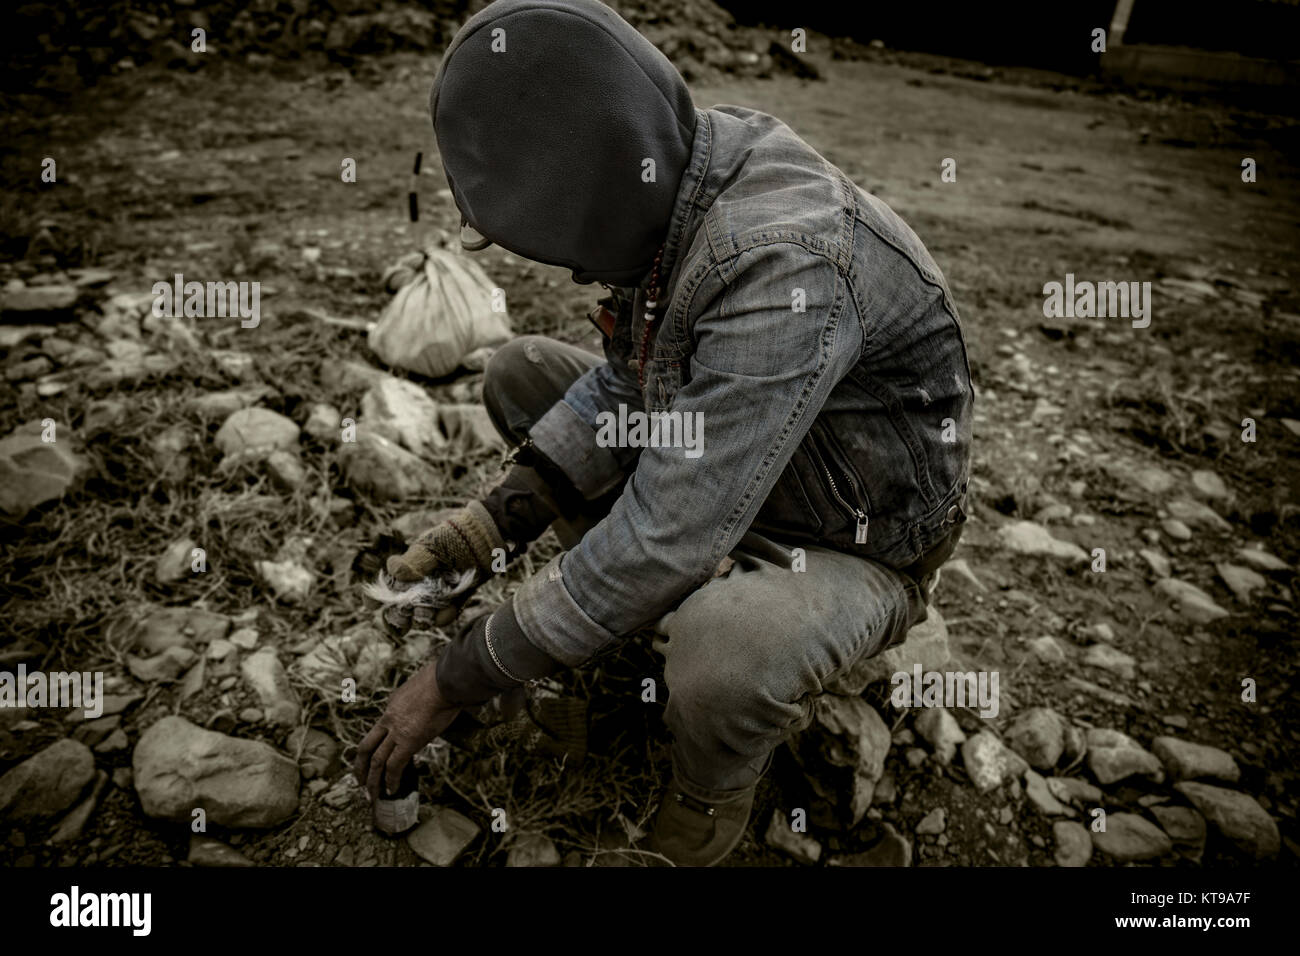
[915,807,946,835]
[914,708,966,765]
[1150,805,1206,862]
[0,420,89,516]
[361,378,446,458]
[134,606,230,653]
[256,558,313,605]
[240,649,300,727]
[1175,782,1280,859]
[1190,470,1230,501]
[1151,737,1240,783]
[284,727,339,780]
[765,809,822,864]
[1082,644,1137,681]
[1052,821,1092,867]
[1024,769,1073,816]
[156,537,197,585]
[0,739,95,825]
[408,806,480,866]
[1161,519,1192,541]
[808,694,891,824]
[1086,729,1164,785]
[339,431,442,500]
[1155,578,1229,624]
[1091,813,1171,862]
[51,771,110,844]
[189,835,255,867]
[996,520,1088,562]
[439,404,505,452]
[320,358,390,393]
[1138,549,1171,579]
[215,407,299,460]
[1028,635,1067,664]
[133,716,299,828]
[126,646,198,682]
[1004,707,1066,770]
[304,403,342,441]
[190,387,274,420]
[1234,548,1288,573]
[265,449,309,491]
[505,832,561,867]
[1,285,77,315]
[1166,498,1231,533]
[1104,460,1174,496]
[961,731,1026,793]
[1216,563,1266,604]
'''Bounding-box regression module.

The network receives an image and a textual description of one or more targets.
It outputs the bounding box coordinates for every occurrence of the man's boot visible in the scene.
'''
[646,777,756,867]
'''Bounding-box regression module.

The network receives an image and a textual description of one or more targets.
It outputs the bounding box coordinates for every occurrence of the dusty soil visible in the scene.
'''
[1,45,1298,867]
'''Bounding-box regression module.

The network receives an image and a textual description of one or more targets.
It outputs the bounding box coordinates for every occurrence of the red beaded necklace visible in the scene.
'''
[637,246,666,390]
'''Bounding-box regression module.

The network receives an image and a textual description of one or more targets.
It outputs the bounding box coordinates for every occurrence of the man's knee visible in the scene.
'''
[482,336,551,440]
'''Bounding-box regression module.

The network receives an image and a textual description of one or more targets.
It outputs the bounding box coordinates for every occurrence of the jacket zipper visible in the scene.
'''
[818,456,869,545]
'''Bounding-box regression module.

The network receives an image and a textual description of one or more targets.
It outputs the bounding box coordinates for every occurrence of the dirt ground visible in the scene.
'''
[1,45,1298,867]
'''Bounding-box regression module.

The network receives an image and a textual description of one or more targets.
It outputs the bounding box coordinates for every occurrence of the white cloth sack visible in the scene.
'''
[369,245,511,378]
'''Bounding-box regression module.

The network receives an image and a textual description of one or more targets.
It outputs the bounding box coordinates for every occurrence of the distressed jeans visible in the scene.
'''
[483,335,920,804]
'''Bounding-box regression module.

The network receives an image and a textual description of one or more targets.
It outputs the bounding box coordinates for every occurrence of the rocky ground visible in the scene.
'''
[1,31,1298,868]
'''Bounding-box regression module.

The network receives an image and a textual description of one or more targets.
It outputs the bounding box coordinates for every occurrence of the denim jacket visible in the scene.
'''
[506,105,974,669]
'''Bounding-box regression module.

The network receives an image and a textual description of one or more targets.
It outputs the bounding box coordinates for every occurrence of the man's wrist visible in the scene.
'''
[434,600,565,708]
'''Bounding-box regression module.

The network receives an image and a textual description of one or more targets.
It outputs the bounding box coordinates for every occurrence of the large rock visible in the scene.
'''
[996,520,1088,562]
[0,420,88,516]
[800,695,891,824]
[1052,820,1092,867]
[1091,812,1172,862]
[1151,737,1240,783]
[1086,729,1164,785]
[214,407,300,460]
[827,608,950,693]
[361,377,446,458]
[0,738,95,825]
[1004,707,1066,770]
[1151,805,1207,862]
[338,431,442,500]
[133,716,299,828]
[294,625,395,691]
[1175,782,1280,860]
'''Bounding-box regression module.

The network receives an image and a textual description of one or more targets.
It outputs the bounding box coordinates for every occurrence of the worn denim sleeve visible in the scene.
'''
[511,246,864,666]
[528,356,644,500]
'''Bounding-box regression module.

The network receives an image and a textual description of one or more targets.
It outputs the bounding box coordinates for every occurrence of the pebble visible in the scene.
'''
[189,835,255,868]
[1166,498,1231,533]
[996,520,1088,562]
[1053,821,1092,866]
[1028,635,1067,664]
[0,739,96,824]
[915,808,946,835]
[829,822,911,867]
[1024,770,1073,816]
[1161,519,1192,541]
[506,833,562,867]
[961,731,1027,793]
[1138,549,1171,579]
[1046,776,1103,808]
[1190,470,1229,501]
[1150,805,1206,862]
[1234,547,1288,573]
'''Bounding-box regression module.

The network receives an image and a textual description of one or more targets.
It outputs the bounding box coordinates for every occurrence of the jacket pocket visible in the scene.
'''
[807,422,871,546]
[754,448,824,538]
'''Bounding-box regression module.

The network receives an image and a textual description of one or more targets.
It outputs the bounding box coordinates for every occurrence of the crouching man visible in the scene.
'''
[355,0,973,866]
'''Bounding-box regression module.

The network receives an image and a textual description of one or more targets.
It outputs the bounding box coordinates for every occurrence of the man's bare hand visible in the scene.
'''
[353,661,461,802]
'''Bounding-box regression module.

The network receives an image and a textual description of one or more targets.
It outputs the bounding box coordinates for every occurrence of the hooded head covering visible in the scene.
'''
[430,0,696,287]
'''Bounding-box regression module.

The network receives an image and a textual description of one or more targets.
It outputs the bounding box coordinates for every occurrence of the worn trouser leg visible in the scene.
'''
[481,335,617,545]
[654,535,914,803]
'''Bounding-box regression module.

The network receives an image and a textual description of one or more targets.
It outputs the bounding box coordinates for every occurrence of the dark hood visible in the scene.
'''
[429,0,696,286]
